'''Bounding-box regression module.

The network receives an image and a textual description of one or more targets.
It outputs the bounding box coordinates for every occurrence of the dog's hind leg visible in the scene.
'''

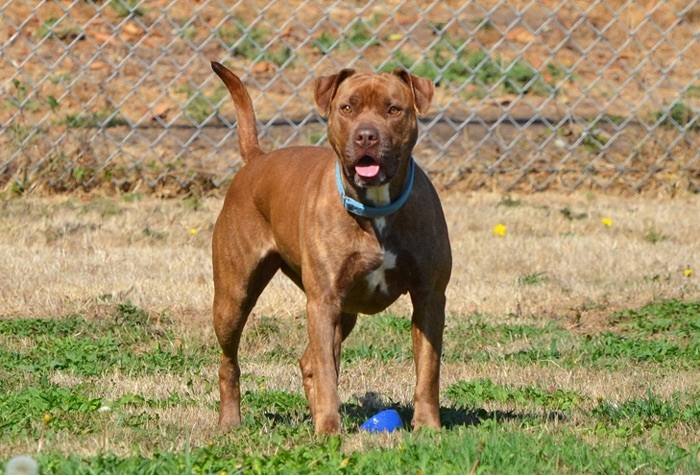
[213,250,280,430]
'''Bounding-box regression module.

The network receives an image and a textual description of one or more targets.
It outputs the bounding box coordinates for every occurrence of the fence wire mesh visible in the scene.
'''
[1,0,698,195]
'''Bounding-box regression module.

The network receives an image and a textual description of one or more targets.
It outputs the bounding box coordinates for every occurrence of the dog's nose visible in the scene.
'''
[354,127,379,148]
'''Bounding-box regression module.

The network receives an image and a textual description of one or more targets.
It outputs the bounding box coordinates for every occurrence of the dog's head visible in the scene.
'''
[315,69,433,188]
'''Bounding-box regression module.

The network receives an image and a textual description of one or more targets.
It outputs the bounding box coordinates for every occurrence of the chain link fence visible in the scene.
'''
[1,0,698,195]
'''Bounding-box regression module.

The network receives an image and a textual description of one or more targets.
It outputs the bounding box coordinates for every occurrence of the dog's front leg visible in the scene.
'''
[299,311,357,425]
[410,291,446,431]
[303,298,347,434]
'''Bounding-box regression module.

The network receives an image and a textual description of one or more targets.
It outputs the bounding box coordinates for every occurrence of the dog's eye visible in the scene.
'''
[341,104,352,114]
[388,106,402,116]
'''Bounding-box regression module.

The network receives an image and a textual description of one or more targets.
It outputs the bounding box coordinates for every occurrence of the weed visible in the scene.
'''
[179,84,227,123]
[313,31,339,54]
[265,46,294,67]
[63,108,126,129]
[182,195,203,211]
[306,130,326,145]
[37,17,83,40]
[580,332,695,367]
[591,389,700,437]
[47,95,59,112]
[580,129,609,153]
[121,192,143,202]
[653,101,698,130]
[49,72,72,84]
[446,378,583,411]
[9,78,29,106]
[89,197,123,218]
[518,272,549,286]
[217,23,265,59]
[607,299,700,337]
[688,84,700,98]
[7,122,34,145]
[380,51,416,72]
[345,20,378,47]
[498,194,521,207]
[560,207,588,221]
[0,385,104,437]
[503,60,541,94]
[110,0,146,17]
[177,19,197,40]
[645,225,666,244]
[216,22,292,66]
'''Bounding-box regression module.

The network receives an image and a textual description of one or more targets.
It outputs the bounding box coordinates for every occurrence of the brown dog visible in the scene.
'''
[210,62,451,434]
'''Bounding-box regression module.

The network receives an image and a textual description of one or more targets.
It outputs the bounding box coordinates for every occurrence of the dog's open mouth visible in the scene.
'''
[354,155,381,179]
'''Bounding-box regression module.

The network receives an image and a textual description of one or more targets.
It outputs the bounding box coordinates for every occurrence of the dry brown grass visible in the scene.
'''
[1,191,697,322]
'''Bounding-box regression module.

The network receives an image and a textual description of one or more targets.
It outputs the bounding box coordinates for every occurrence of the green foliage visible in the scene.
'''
[345,19,379,47]
[517,272,549,286]
[608,299,700,337]
[342,314,412,363]
[653,101,698,130]
[645,225,666,244]
[217,22,293,67]
[110,0,146,18]
[0,304,216,385]
[37,17,83,40]
[497,194,522,208]
[178,84,227,123]
[379,42,562,98]
[313,31,339,53]
[1,300,699,473]
[63,108,126,129]
[560,206,588,220]
[592,390,700,429]
[446,378,582,411]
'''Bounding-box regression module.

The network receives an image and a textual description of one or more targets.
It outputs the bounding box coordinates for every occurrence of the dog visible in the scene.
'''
[210,61,451,434]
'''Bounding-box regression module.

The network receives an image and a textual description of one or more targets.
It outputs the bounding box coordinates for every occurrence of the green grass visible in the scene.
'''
[1,299,699,473]
[653,101,698,130]
[517,271,549,286]
[216,21,293,67]
[62,107,126,129]
[37,17,83,41]
[110,0,146,18]
[178,84,228,123]
[379,44,562,98]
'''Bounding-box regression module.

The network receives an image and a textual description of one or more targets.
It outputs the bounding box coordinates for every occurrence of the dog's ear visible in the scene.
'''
[392,69,434,116]
[314,69,356,117]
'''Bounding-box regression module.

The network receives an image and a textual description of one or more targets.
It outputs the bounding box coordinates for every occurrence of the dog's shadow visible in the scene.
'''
[336,392,569,430]
[261,391,567,430]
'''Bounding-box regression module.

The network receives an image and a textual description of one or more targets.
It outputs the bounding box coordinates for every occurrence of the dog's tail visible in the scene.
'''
[211,62,264,162]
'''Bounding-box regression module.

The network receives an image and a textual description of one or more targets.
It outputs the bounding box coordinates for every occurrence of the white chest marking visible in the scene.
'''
[366,184,391,234]
[365,249,397,294]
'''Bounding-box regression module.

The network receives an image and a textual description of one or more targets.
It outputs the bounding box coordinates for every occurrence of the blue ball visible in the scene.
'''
[360,409,403,433]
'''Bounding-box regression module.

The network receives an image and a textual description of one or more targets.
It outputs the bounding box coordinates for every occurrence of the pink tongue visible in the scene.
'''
[356,163,380,178]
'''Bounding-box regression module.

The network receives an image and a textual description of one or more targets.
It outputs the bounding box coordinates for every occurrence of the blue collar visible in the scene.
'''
[335,159,415,219]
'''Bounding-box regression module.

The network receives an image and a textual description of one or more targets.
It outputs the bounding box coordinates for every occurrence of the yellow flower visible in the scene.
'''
[189,228,198,235]
[340,458,350,468]
[601,217,613,227]
[493,224,507,237]
[43,412,52,424]
[684,268,693,277]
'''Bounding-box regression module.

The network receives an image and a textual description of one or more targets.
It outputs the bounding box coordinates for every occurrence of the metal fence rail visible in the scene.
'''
[1,0,698,195]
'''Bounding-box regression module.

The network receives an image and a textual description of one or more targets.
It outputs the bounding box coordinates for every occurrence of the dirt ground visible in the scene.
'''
[1,1,698,194]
